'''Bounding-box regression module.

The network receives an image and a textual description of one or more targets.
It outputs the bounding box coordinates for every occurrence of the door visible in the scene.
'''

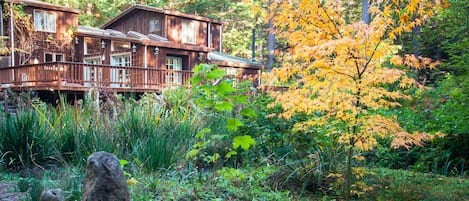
[165,56,182,85]
[110,53,131,88]
[84,57,101,87]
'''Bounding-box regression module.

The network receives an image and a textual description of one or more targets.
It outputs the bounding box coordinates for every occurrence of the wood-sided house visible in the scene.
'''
[0,0,262,98]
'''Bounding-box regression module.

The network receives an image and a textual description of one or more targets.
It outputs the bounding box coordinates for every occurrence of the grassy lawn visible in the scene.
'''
[1,166,467,201]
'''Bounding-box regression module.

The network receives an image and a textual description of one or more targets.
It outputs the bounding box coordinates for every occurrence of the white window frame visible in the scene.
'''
[166,56,183,85]
[182,20,196,44]
[83,57,102,86]
[110,53,131,87]
[34,10,56,33]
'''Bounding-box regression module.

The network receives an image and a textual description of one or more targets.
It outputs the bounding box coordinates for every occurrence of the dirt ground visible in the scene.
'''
[0,182,26,201]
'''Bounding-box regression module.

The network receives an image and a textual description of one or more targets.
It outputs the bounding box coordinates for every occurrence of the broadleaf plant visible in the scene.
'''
[186,64,256,167]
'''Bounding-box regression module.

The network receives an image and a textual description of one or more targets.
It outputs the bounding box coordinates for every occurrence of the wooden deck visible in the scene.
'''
[0,62,193,93]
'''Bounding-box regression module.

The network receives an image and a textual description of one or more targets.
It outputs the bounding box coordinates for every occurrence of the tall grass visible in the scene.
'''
[0,88,210,171]
[0,108,56,168]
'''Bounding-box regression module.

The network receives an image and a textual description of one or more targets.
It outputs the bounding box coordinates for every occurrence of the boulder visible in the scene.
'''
[39,189,64,201]
[82,151,130,201]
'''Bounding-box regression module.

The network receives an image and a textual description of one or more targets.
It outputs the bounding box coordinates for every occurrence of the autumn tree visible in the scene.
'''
[267,0,444,198]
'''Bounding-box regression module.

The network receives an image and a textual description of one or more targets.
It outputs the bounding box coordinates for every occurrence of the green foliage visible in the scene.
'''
[363,168,469,201]
[0,108,55,168]
[187,64,256,168]
[368,75,469,175]
[0,89,203,171]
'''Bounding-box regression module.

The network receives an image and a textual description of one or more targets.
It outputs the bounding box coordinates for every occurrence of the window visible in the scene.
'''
[111,53,131,67]
[34,10,56,32]
[84,37,101,54]
[111,41,130,51]
[149,18,160,33]
[166,56,183,85]
[44,53,64,62]
[182,20,196,44]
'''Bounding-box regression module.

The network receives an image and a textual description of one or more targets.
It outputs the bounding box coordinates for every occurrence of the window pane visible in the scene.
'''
[85,37,101,54]
[111,41,130,51]
[149,18,160,32]
[34,11,44,31]
[182,20,196,44]
[45,53,53,62]
[46,12,56,32]
[55,54,63,62]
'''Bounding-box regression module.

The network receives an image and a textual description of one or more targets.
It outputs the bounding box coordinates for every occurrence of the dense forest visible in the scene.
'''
[0,0,468,200]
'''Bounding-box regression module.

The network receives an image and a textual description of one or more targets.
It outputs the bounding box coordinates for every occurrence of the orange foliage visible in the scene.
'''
[267,0,444,151]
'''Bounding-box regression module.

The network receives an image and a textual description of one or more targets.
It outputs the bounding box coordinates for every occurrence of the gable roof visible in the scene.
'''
[2,0,81,14]
[101,5,223,29]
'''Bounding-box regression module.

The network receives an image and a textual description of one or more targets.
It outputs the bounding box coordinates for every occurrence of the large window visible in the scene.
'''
[34,10,56,32]
[149,18,160,33]
[182,20,196,44]
[84,37,101,55]
[166,56,183,85]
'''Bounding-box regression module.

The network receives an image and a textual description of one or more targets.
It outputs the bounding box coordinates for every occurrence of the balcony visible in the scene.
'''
[0,62,194,92]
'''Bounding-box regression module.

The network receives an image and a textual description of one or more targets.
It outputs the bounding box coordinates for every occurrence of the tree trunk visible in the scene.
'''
[266,0,276,71]
[266,18,275,71]
[362,0,370,24]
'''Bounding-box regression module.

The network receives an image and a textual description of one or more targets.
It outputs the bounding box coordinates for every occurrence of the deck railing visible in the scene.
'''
[0,62,194,92]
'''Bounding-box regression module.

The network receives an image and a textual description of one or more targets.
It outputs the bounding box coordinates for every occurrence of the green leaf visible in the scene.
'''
[119,159,129,167]
[216,82,236,94]
[225,150,237,159]
[206,69,226,79]
[214,101,234,112]
[233,135,256,151]
[240,107,257,118]
[226,118,243,131]
[196,128,211,139]
[186,149,199,160]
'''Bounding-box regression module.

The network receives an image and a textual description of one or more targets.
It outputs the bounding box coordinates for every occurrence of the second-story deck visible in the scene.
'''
[0,62,194,93]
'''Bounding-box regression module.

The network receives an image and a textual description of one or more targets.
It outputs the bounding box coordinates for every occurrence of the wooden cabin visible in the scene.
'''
[0,1,262,99]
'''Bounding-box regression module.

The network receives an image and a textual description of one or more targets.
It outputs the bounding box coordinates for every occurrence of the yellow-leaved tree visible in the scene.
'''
[267,0,444,198]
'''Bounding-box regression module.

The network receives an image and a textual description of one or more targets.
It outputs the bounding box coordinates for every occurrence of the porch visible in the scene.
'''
[0,62,193,93]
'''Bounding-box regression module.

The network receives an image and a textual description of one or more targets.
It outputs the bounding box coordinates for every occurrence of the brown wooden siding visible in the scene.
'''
[211,24,221,51]
[104,10,166,37]
[20,7,78,66]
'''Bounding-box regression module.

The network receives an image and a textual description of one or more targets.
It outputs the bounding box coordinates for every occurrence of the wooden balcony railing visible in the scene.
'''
[0,62,194,92]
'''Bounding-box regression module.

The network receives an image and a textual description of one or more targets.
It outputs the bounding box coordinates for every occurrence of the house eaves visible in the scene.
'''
[3,0,81,14]
[100,5,223,29]
[76,26,213,52]
[208,52,264,69]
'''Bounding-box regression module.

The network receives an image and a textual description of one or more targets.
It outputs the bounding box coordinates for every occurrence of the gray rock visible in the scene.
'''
[39,189,64,201]
[82,151,130,201]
